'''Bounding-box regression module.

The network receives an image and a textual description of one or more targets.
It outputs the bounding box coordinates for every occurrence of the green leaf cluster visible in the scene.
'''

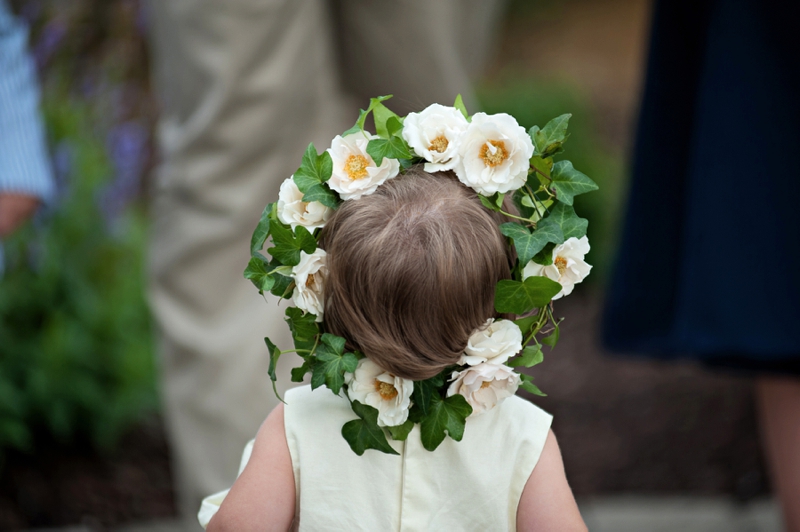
[294,144,339,209]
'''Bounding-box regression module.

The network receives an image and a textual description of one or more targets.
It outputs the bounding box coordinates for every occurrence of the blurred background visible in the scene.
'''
[0,0,780,530]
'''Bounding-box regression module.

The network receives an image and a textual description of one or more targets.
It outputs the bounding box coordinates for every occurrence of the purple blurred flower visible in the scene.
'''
[33,19,67,70]
[97,121,149,226]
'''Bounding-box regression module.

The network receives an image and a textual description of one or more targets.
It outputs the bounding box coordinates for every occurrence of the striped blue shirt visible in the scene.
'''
[0,0,54,202]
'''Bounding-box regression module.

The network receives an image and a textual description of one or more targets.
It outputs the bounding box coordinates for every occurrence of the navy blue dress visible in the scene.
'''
[603,0,800,373]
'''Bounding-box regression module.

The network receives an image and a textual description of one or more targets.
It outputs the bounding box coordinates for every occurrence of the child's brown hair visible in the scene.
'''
[320,167,513,380]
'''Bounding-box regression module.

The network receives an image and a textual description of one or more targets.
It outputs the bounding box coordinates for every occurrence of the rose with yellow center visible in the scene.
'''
[291,248,327,321]
[327,133,399,200]
[348,358,413,427]
[447,362,520,416]
[345,154,369,180]
[428,135,450,153]
[479,140,509,167]
[454,112,534,196]
[402,103,468,172]
[522,236,592,300]
[374,379,399,400]
[276,177,333,231]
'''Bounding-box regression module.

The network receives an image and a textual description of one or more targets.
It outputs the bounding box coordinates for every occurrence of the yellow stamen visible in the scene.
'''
[479,140,509,167]
[305,275,316,289]
[428,135,449,153]
[555,256,568,276]
[374,379,399,400]
[480,380,492,389]
[345,154,369,180]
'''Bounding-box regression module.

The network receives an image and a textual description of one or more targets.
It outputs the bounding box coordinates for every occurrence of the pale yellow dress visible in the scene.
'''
[199,384,552,531]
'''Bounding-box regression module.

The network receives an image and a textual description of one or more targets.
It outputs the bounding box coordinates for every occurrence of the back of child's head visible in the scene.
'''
[320,167,513,380]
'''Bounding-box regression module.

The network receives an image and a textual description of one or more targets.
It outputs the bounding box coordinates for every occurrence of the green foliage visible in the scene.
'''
[284,307,319,352]
[530,113,571,157]
[419,394,472,452]
[310,334,358,395]
[544,202,588,240]
[550,160,599,206]
[250,205,271,254]
[0,99,157,459]
[508,345,544,368]
[500,222,563,267]
[453,94,469,120]
[267,221,316,267]
[294,144,338,209]
[519,374,547,396]
[341,401,399,456]
[494,277,562,314]
[410,373,445,417]
[387,419,415,441]
[367,136,413,166]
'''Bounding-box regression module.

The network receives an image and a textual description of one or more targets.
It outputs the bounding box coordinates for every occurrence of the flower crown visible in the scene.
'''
[245,95,597,455]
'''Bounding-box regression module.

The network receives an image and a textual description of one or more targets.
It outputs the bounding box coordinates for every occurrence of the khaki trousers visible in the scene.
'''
[146,0,505,524]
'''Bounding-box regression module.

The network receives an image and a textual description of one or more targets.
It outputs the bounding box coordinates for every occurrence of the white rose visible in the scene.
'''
[348,358,413,427]
[447,363,520,416]
[402,104,469,172]
[327,133,400,200]
[522,236,592,300]
[459,318,523,366]
[454,112,534,196]
[291,248,327,321]
[277,177,334,230]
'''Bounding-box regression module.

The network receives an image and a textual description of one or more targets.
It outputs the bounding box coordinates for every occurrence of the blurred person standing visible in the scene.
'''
[144,0,506,525]
[0,1,54,251]
[604,0,800,529]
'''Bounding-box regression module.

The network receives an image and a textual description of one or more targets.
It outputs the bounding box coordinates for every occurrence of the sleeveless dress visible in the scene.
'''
[198,384,552,531]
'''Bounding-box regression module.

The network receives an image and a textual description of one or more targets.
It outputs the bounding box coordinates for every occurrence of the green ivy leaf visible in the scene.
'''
[519,373,547,396]
[419,394,472,451]
[342,108,369,137]
[454,94,469,120]
[264,337,284,401]
[514,314,538,335]
[366,136,412,166]
[531,114,571,157]
[250,204,271,255]
[411,373,445,417]
[387,419,414,441]
[285,307,319,351]
[243,256,275,293]
[268,223,317,266]
[269,271,294,299]
[310,333,358,394]
[508,345,544,368]
[478,194,501,212]
[301,183,339,209]
[290,361,311,383]
[550,161,598,206]
[294,144,333,193]
[372,100,401,138]
[386,116,404,136]
[544,201,588,239]
[532,242,555,266]
[541,321,561,348]
[500,222,564,268]
[341,400,399,456]
[495,277,562,314]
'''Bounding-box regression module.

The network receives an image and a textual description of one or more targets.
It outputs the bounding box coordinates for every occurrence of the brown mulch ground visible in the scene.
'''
[0,418,176,530]
[521,292,769,499]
